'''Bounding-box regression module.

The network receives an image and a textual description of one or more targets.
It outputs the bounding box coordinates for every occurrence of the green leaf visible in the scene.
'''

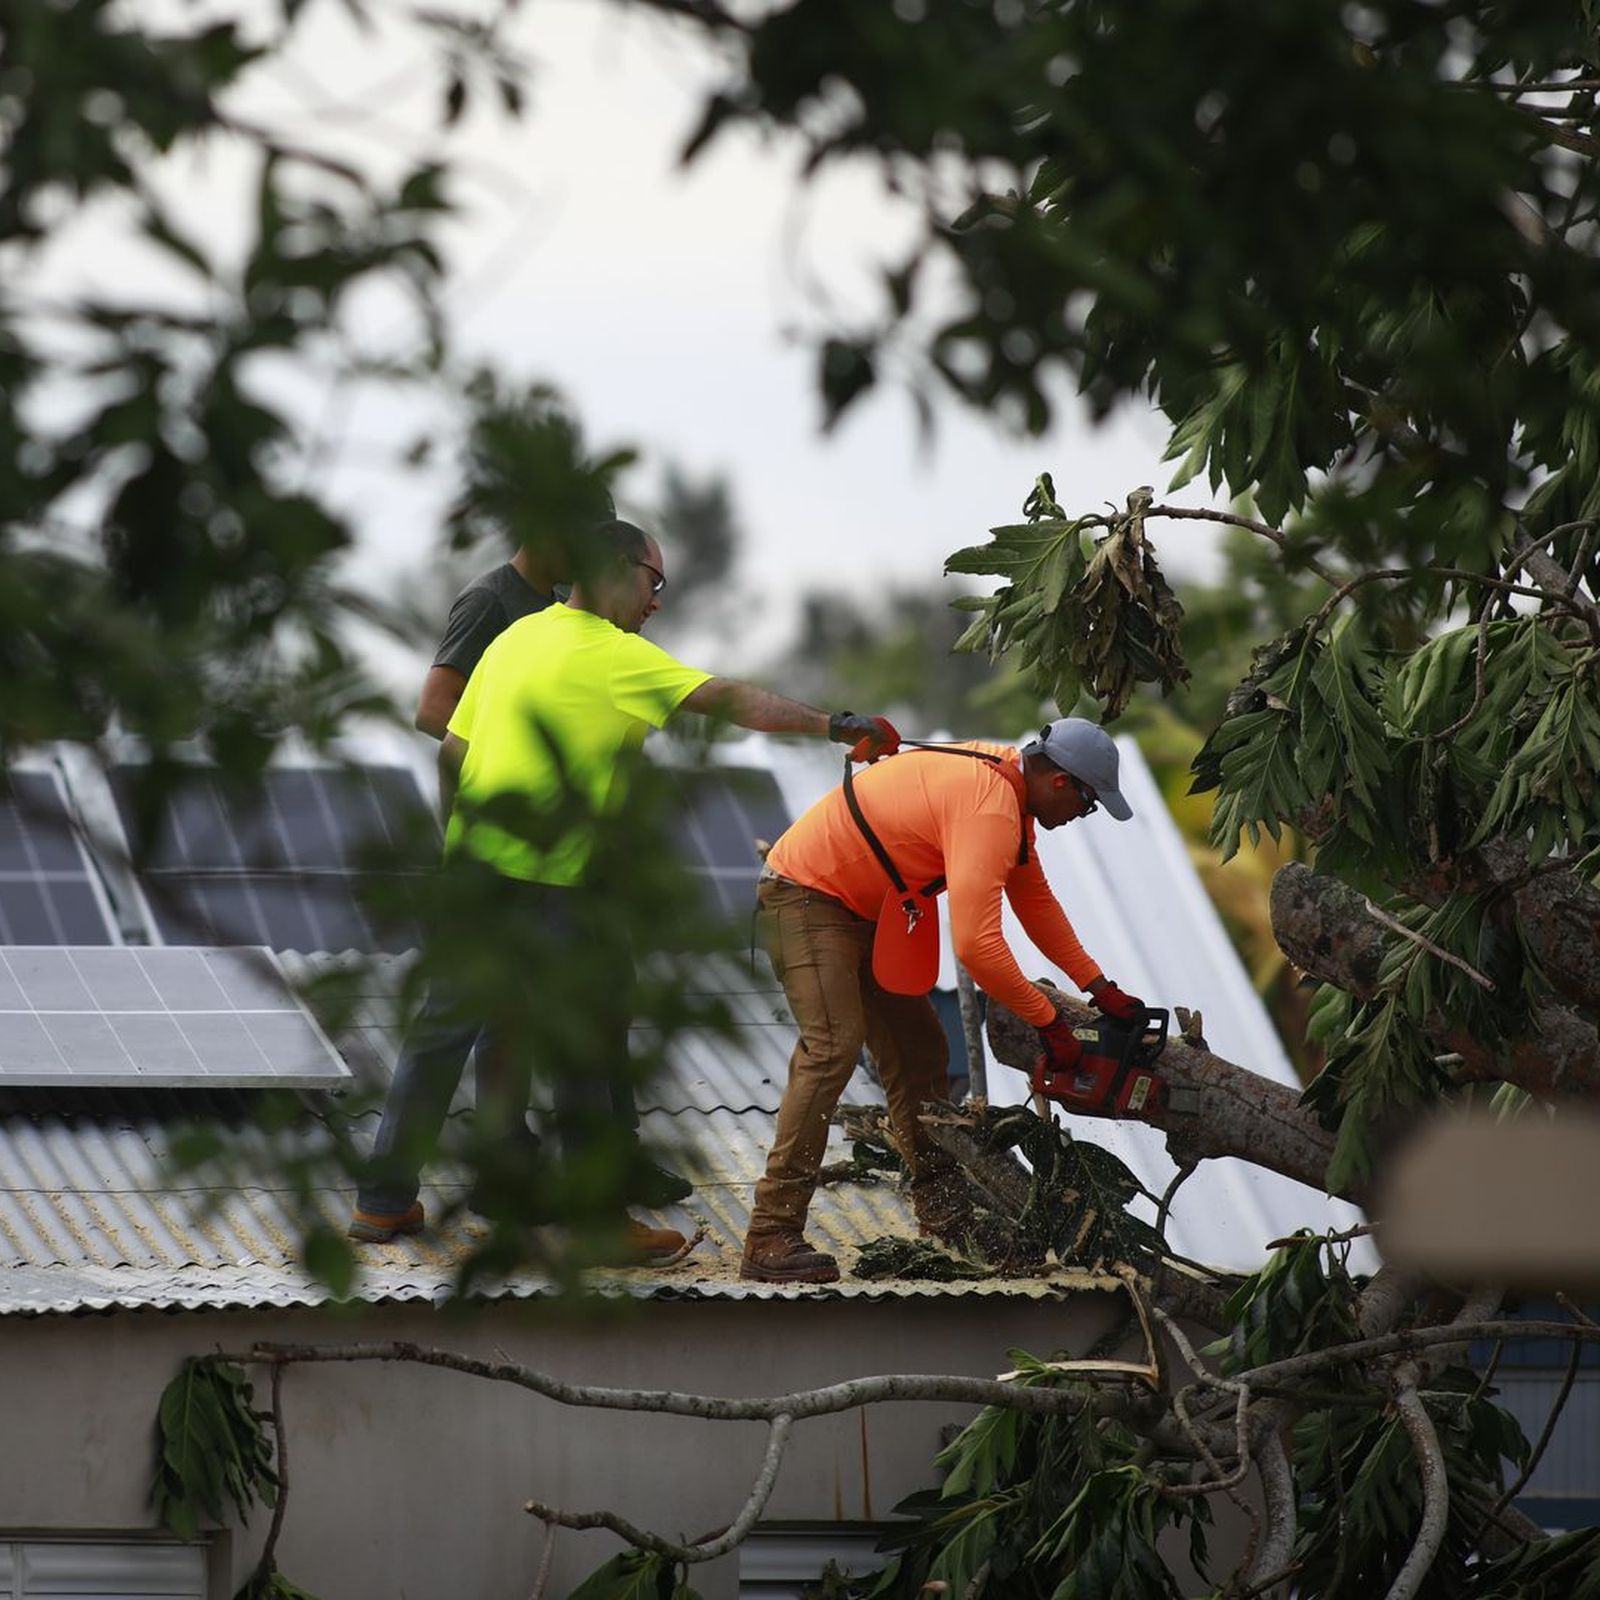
[938,1407,1021,1498]
[567,1551,698,1600]
[926,1501,1001,1596]
[152,1359,280,1543]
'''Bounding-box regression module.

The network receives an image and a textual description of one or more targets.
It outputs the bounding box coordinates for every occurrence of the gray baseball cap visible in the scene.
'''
[1022,718,1134,820]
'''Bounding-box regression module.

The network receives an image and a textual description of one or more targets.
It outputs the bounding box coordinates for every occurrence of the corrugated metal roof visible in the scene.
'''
[0,951,1109,1316]
[0,732,1362,1315]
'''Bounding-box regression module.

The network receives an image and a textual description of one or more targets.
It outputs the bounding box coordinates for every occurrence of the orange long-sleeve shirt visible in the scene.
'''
[766,742,1103,1025]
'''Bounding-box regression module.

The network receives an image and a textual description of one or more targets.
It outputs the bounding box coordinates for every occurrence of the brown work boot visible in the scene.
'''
[588,1216,686,1267]
[347,1200,425,1244]
[741,1230,841,1284]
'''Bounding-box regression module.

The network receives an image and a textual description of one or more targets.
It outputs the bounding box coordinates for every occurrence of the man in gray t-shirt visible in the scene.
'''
[359,510,695,1238]
[415,557,565,739]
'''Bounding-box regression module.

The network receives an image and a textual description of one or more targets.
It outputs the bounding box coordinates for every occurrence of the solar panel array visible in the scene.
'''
[0,773,115,945]
[0,946,349,1086]
[110,765,433,953]
[663,766,792,918]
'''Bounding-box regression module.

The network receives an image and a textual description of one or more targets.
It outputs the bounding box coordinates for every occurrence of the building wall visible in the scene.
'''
[0,1293,1116,1600]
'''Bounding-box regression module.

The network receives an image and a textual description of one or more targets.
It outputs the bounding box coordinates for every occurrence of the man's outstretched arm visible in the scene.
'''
[681,678,897,757]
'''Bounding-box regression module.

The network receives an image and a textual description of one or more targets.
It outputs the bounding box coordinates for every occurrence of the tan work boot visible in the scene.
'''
[588,1215,686,1267]
[741,1230,841,1284]
[347,1200,425,1244]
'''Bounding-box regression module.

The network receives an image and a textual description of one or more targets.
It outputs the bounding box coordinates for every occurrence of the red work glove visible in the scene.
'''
[829,711,901,763]
[1036,1014,1084,1074]
[1088,977,1143,1021]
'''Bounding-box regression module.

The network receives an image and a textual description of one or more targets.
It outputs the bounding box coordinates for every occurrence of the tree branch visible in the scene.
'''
[223,1341,1104,1422]
[524,1414,794,1564]
[1386,1368,1449,1600]
[1145,504,1340,585]
[1153,1310,1254,1501]
[1479,1335,1582,1539]
[1239,1319,1600,1391]
[1359,896,1496,991]
[529,1523,556,1600]
[1248,1429,1296,1600]
[252,1363,291,1586]
[1308,564,1594,636]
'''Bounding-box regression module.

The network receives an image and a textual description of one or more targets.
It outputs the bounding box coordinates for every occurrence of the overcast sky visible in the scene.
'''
[57,1,1231,682]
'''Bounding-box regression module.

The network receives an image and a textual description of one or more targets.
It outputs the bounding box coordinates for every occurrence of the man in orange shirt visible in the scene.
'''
[742,718,1145,1284]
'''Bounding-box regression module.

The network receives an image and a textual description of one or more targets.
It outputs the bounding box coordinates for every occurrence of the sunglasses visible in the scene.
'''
[1072,778,1099,815]
[631,558,666,596]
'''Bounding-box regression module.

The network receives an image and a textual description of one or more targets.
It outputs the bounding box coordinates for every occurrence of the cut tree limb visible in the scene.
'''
[984,985,1355,1203]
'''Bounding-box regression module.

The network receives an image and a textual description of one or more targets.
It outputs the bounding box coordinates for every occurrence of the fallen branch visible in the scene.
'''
[1272,862,1600,1098]
[1478,1335,1582,1542]
[1238,1318,1600,1391]
[525,1414,794,1564]
[251,1363,292,1588]
[222,1341,1109,1422]
[1360,897,1495,991]
[1154,1310,1253,1501]
[653,1223,710,1268]
[1387,1368,1449,1600]
[1145,504,1340,585]
[1248,1430,1296,1600]
[528,1523,556,1600]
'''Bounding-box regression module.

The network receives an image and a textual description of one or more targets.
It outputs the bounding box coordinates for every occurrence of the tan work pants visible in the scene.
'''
[749,875,953,1238]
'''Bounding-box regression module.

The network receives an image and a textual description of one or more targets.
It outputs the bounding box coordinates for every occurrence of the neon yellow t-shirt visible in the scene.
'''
[444,603,712,884]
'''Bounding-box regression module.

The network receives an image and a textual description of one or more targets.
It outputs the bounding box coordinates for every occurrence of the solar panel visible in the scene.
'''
[0,946,350,1086]
[0,773,116,945]
[665,766,792,918]
[109,765,432,953]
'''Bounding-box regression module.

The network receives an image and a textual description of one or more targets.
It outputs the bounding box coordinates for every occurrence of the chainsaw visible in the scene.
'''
[1031,1004,1171,1120]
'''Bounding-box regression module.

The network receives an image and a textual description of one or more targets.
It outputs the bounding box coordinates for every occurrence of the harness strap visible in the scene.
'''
[840,743,1032,910]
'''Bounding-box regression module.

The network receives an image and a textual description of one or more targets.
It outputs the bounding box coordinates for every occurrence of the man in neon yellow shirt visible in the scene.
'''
[351,519,899,1260]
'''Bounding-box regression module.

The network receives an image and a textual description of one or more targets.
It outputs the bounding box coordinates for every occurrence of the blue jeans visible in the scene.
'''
[356,879,638,1215]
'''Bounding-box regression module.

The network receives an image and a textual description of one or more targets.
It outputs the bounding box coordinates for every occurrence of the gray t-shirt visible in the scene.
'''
[432,563,556,678]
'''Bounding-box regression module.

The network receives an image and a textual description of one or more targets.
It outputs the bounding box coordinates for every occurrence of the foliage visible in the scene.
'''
[946,475,1188,722]
[152,1360,279,1545]
[853,1236,991,1282]
[838,1351,1210,1600]
[991,1106,1168,1274]
[664,0,1600,1186]
[837,1240,1555,1600]
[566,1550,702,1600]
[233,1572,322,1600]
[20,0,1600,1594]
[442,374,629,577]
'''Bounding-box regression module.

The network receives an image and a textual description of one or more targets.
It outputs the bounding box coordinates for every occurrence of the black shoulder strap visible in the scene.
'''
[840,742,1030,904]
[842,755,910,897]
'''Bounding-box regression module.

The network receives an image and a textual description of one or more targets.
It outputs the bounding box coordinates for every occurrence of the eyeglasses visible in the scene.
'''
[1072,779,1099,816]
[631,559,666,596]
